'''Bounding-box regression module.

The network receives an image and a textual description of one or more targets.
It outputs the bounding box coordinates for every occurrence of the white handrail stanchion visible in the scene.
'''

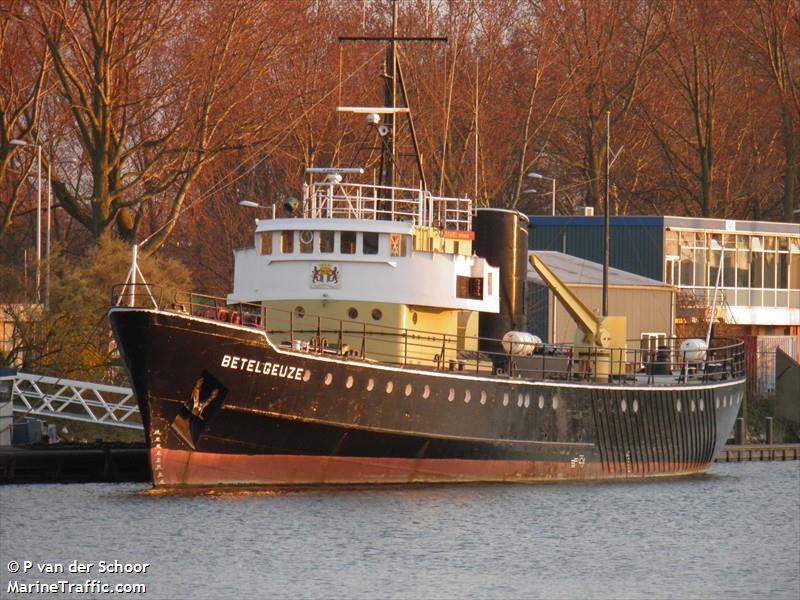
[129,244,138,307]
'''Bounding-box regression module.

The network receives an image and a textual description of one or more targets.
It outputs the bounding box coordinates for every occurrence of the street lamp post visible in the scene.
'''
[527,172,556,216]
[239,199,276,219]
[10,139,49,306]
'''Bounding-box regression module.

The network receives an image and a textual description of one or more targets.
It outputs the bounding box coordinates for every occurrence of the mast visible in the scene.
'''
[385,0,397,189]
[339,0,446,190]
[602,111,610,316]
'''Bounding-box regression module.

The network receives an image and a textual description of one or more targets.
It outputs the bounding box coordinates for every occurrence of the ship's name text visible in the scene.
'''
[221,354,304,380]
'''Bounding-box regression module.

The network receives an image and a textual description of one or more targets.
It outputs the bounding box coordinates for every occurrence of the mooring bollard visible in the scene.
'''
[735,417,745,445]
[766,416,774,446]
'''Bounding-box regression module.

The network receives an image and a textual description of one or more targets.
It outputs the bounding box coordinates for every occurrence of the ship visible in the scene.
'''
[108,9,745,487]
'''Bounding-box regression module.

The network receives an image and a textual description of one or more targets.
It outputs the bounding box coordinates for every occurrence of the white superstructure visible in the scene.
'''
[229,179,499,314]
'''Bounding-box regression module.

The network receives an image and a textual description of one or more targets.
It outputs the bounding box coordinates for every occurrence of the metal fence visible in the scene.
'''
[11,372,141,430]
[744,336,797,396]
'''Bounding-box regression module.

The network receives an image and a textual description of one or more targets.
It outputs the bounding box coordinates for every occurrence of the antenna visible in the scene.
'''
[338,0,446,191]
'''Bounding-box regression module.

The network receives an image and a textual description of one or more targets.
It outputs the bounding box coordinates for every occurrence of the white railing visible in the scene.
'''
[10,372,142,430]
[301,181,472,231]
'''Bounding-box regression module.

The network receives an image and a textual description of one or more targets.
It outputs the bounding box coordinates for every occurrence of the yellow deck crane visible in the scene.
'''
[529,255,628,381]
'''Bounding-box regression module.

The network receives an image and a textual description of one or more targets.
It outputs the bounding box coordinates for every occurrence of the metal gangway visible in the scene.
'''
[7,372,142,431]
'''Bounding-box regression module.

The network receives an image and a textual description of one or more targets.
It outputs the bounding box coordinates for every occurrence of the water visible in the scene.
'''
[1,462,798,600]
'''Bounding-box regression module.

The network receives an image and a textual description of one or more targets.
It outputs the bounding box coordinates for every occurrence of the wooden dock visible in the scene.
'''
[717,444,800,462]
[0,444,149,483]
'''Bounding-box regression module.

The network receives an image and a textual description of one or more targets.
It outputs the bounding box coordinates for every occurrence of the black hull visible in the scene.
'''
[109,308,745,486]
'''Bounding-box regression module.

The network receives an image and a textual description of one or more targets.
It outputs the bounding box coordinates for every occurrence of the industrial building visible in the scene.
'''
[526,251,675,347]
[528,215,800,394]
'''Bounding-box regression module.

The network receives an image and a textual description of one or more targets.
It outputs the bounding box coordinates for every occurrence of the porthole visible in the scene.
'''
[302,369,311,382]
[699,399,705,412]
[294,306,305,318]
[621,399,627,413]
[448,388,455,402]
[502,392,509,407]
[632,399,639,414]
[538,395,544,409]
[347,307,359,320]
[345,375,354,389]
[480,391,487,405]
[715,397,720,409]
[404,383,412,397]
[386,381,394,394]
[464,390,471,403]
[324,373,333,386]
[722,396,727,408]
[371,308,383,321]
[690,399,696,413]
[422,385,430,399]
[517,394,523,408]
[552,395,559,410]
[366,378,374,391]
[524,394,530,408]
[412,312,418,325]
[676,399,682,413]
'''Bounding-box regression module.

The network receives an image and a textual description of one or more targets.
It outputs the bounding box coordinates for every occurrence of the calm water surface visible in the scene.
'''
[1,461,798,599]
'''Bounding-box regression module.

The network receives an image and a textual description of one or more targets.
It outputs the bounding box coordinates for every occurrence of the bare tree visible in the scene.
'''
[551,0,667,211]
[731,0,799,221]
[26,0,305,252]
[0,0,50,240]
[643,0,742,217]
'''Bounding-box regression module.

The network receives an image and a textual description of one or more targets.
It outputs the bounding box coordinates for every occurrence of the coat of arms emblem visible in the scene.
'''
[311,263,341,288]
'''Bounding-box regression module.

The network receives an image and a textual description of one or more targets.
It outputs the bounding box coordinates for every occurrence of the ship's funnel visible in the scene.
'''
[473,208,529,355]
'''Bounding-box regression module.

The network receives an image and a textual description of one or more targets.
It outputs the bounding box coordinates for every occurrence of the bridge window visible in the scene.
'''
[320,231,334,253]
[342,231,356,254]
[363,232,379,255]
[281,231,294,254]
[299,231,314,253]
[390,233,406,257]
[456,276,483,300]
[260,233,272,255]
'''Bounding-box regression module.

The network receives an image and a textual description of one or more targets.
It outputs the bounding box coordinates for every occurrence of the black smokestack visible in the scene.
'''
[473,208,529,354]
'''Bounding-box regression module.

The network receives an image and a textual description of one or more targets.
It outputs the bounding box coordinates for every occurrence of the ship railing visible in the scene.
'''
[111,283,163,309]
[155,293,745,385]
[301,181,472,231]
[171,291,264,327]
